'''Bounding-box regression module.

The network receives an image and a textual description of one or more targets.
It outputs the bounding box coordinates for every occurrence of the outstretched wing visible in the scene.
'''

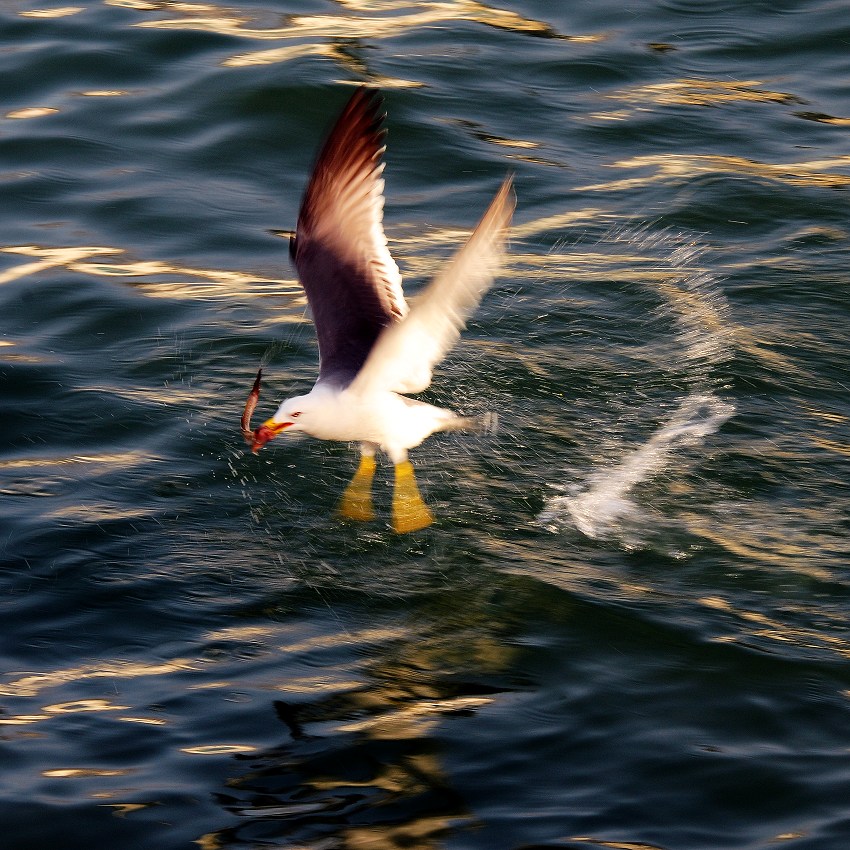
[348,175,515,397]
[291,87,406,387]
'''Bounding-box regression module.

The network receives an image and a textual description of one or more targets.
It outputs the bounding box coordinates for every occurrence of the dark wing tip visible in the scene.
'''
[300,87,387,209]
[293,85,406,382]
[280,89,386,264]
[321,86,386,153]
[345,84,384,121]
[343,85,385,131]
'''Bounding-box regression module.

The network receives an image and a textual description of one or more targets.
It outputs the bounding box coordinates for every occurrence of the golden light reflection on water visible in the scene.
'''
[802,406,849,427]
[500,249,664,283]
[266,676,366,695]
[226,40,349,70]
[118,0,589,75]
[0,214,641,311]
[344,812,458,850]
[181,744,257,754]
[201,622,513,847]
[106,0,159,8]
[687,500,847,584]
[334,695,493,740]
[101,802,154,816]
[7,614,510,849]
[0,450,158,472]
[444,117,545,156]
[133,0,565,42]
[0,338,52,365]
[74,258,297,300]
[42,767,131,778]
[0,658,199,698]
[388,208,610,282]
[48,504,157,523]
[0,205,636,313]
[118,715,168,725]
[4,107,59,119]
[81,89,129,97]
[186,680,233,690]
[0,714,50,725]
[568,839,666,850]
[204,624,279,641]
[589,78,805,122]
[44,699,130,713]
[811,435,850,458]
[194,833,224,850]
[699,596,850,660]
[1,245,298,300]
[0,246,121,286]
[20,6,83,17]
[277,625,408,655]
[577,154,850,193]
[795,111,850,126]
[614,78,801,108]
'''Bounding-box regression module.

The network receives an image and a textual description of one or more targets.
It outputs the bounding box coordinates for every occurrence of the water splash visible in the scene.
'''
[537,230,736,547]
[538,393,735,542]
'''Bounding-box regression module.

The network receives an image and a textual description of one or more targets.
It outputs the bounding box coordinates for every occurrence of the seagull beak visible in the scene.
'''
[250,419,292,453]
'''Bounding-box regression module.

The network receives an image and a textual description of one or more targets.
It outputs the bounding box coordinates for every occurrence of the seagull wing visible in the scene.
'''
[291,87,406,388]
[349,175,515,397]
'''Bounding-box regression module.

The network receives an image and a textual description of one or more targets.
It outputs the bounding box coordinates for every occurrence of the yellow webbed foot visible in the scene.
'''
[338,454,377,522]
[392,461,434,534]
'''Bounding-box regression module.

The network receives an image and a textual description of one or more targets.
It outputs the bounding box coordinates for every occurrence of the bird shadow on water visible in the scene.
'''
[200,674,480,849]
[179,516,538,850]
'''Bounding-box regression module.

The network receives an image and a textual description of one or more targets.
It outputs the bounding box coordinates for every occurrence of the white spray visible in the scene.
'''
[537,232,736,546]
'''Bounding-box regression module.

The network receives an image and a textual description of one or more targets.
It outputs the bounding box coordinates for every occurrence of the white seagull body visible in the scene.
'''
[245,87,515,532]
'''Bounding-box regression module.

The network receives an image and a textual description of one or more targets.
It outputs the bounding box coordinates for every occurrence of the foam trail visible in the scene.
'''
[538,393,734,539]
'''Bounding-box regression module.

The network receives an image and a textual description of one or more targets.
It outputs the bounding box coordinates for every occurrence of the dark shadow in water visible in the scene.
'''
[190,574,535,850]
[203,674,514,849]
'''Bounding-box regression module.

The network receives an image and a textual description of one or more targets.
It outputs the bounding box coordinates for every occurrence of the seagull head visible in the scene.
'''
[250,393,314,453]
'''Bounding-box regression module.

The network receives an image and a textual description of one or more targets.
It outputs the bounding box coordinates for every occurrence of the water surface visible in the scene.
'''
[2,2,849,849]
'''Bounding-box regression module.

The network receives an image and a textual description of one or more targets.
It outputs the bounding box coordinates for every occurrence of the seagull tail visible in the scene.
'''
[445,411,499,435]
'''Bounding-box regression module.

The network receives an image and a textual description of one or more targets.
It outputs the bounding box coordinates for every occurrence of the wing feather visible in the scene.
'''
[348,175,515,397]
[291,87,406,387]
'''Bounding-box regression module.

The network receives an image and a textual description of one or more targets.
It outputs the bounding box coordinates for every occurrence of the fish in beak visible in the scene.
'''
[241,368,264,444]
[241,370,296,453]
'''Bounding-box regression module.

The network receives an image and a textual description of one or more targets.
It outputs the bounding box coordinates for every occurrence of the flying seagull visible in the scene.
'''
[242,87,515,533]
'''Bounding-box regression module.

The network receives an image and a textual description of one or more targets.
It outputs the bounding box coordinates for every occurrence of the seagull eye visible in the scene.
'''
[291,411,301,418]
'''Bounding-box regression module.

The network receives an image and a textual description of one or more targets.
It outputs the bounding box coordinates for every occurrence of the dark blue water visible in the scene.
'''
[2,2,849,848]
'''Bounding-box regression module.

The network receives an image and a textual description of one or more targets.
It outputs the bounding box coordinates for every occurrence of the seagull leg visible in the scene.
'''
[392,459,434,534]
[338,444,377,522]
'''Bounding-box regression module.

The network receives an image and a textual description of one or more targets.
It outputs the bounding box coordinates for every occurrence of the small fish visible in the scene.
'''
[240,368,263,445]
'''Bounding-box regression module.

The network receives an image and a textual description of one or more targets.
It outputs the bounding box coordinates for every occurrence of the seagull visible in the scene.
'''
[242,87,514,533]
